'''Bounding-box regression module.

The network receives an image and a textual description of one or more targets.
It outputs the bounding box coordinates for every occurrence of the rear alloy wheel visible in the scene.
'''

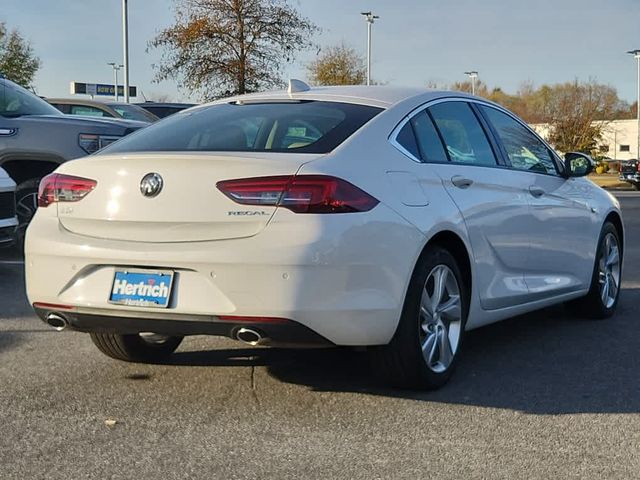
[90,332,183,362]
[373,246,468,390]
[419,265,463,374]
[567,222,621,319]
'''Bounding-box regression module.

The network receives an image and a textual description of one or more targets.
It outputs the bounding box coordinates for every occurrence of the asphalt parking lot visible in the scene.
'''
[2,193,640,479]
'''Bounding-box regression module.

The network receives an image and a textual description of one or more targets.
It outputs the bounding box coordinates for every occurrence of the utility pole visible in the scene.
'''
[629,50,640,160]
[361,12,379,86]
[107,62,123,101]
[122,0,130,103]
[464,71,479,96]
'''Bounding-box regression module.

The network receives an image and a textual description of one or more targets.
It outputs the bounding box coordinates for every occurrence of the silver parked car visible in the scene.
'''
[48,98,159,123]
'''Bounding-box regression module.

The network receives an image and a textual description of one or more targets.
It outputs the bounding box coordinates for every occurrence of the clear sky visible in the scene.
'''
[2,0,640,103]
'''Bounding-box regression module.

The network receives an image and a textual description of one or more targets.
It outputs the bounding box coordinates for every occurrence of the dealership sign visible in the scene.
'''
[70,81,137,97]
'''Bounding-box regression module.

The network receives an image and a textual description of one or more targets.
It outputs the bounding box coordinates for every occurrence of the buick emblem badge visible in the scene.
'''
[140,172,163,198]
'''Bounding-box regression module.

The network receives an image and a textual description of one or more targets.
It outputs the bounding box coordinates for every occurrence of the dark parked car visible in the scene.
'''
[0,77,146,241]
[619,159,640,190]
[135,102,195,119]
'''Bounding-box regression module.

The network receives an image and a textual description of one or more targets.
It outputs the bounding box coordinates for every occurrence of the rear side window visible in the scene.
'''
[428,102,497,166]
[411,111,448,163]
[101,101,382,154]
[395,122,420,159]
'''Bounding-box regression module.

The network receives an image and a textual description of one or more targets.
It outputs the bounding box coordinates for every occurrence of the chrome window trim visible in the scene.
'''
[388,96,565,175]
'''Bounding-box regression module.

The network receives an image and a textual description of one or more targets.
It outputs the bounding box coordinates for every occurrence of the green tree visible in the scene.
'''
[149,0,318,100]
[307,44,365,86]
[0,22,41,88]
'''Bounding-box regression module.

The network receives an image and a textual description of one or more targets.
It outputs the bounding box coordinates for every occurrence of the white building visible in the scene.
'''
[531,119,639,160]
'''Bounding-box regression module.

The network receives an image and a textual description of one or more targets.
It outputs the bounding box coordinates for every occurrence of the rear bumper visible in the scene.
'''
[33,305,331,347]
[25,205,425,346]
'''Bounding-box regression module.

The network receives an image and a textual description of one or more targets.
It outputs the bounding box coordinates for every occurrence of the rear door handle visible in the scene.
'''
[451,175,473,189]
[529,186,545,197]
[0,128,17,136]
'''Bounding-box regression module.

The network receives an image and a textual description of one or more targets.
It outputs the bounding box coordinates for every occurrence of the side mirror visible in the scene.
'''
[564,152,594,178]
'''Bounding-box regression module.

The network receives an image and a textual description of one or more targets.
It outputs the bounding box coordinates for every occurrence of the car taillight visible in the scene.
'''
[636,162,640,173]
[37,173,97,208]
[216,175,379,213]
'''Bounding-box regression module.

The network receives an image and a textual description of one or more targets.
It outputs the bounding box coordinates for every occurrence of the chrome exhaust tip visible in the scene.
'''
[235,327,264,346]
[46,313,68,332]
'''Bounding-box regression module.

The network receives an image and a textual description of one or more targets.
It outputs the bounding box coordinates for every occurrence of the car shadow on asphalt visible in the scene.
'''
[169,287,640,415]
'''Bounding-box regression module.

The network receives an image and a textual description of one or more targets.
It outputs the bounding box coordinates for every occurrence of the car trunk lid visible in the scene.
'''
[55,152,319,242]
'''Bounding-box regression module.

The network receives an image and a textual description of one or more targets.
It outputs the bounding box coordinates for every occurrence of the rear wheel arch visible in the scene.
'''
[391,229,473,337]
[420,230,473,296]
[0,157,63,185]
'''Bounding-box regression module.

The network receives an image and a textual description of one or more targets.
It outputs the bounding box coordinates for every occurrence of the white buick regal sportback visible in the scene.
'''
[25,82,623,389]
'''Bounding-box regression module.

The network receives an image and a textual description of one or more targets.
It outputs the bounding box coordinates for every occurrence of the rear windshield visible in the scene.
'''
[0,80,62,117]
[100,101,382,154]
[108,103,159,122]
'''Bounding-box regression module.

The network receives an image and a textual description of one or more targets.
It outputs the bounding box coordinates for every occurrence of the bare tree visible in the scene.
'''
[544,80,621,154]
[307,43,365,86]
[150,0,318,100]
[0,22,41,88]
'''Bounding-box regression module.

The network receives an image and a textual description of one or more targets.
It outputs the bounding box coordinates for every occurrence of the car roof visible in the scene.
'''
[215,85,470,109]
[134,102,196,108]
[47,98,116,107]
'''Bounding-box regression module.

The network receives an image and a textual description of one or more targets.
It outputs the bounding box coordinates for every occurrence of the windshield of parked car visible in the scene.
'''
[100,100,382,154]
[0,80,62,117]
[107,103,159,122]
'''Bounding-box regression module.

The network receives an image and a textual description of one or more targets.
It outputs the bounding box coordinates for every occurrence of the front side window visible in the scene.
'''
[101,101,382,154]
[480,105,558,175]
[428,102,497,166]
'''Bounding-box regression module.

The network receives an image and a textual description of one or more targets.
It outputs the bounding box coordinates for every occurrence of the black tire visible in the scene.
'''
[14,178,41,249]
[90,332,184,362]
[372,246,469,390]
[566,222,622,319]
[633,183,640,191]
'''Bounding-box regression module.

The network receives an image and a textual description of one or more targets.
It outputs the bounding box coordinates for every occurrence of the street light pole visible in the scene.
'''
[629,50,640,160]
[464,71,478,96]
[107,62,123,101]
[361,12,379,86]
[122,0,130,103]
